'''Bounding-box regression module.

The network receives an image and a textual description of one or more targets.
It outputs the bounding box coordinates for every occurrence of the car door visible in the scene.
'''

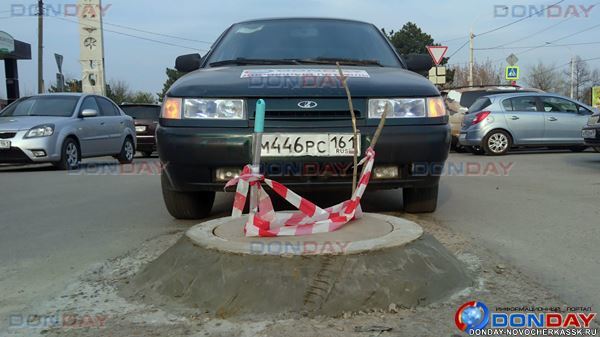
[76,97,105,157]
[95,97,123,154]
[502,96,545,145]
[539,96,588,144]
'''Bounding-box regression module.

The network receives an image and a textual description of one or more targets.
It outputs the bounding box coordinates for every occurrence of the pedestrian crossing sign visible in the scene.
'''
[505,66,520,80]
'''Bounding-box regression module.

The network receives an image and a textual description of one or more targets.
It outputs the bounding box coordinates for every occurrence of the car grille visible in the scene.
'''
[0,148,32,163]
[0,132,16,139]
[264,110,360,120]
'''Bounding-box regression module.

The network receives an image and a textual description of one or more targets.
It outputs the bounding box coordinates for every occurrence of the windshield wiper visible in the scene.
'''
[294,57,383,67]
[209,58,300,67]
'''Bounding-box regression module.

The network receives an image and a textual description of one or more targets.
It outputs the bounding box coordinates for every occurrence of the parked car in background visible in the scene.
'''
[582,109,600,152]
[0,93,136,169]
[120,103,160,157]
[444,85,543,152]
[459,93,594,155]
[158,17,448,219]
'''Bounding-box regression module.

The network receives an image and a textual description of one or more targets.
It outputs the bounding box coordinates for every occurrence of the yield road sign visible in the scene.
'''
[505,66,520,80]
[426,45,448,66]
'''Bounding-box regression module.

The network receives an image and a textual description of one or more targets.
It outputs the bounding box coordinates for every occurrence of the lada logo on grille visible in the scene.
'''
[297,101,318,109]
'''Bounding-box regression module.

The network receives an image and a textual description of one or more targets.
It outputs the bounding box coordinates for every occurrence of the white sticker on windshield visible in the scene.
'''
[240,69,370,78]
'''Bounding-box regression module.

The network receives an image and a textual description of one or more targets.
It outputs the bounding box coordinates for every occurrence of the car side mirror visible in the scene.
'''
[175,53,202,73]
[402,54,433,73]
[81,109,98,118]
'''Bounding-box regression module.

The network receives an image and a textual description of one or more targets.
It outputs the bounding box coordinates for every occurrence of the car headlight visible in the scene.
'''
[183,99,245,119]
[25,124,54,138]
[135,125,147,133]
[368,97,447,118]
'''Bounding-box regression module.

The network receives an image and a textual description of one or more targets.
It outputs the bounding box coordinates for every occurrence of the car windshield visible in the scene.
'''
[207,19,402,67]
[0,96,79,117]
[121,105,160,120]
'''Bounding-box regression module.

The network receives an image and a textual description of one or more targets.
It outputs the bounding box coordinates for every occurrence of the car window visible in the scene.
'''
[540,96,577,113]
[79,97,100,114]
[578,105,593,115]
[207,19,401,67]
[466,97,491,114]
[0,96,79,117]
[120,105,160,121]
[508,96,538,112]
[502,99,513,111]
[96,97,119,116]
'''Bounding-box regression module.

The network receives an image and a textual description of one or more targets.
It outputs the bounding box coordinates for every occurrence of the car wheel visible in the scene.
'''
[569,146,588,152]
[468,146,486,155]
[161,172,215,219]
[142,151,153,158]
[116,137,135,164]
[403,184,438,213]
[54,138,80,170]
[483,130,511,156]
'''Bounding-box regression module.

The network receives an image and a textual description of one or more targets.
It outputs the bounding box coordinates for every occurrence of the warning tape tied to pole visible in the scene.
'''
[225,147,376,237]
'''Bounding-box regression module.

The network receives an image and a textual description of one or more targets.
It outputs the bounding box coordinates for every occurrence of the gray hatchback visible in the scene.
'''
[0,93,136,169]
[459,93,596,155]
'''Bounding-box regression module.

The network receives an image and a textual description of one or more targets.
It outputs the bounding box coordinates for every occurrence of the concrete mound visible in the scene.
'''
[121,213,472,317]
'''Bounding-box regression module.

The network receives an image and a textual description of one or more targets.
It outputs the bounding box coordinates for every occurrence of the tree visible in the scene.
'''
[48,79,82,93]
[382,22,454,83]
[105,80,156,104]
[525,61,562,92]
[451,59,502,87]
[564,56,593,101]
[158,68,185,101]
[383,22,433,55]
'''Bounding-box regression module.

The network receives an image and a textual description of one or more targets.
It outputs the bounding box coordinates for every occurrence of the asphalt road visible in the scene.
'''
[0,150,599,332]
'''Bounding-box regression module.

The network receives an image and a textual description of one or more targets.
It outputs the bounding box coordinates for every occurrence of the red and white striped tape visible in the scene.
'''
[225,147,376,237]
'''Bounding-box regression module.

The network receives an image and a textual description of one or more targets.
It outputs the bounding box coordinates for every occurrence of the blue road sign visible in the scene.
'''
[505,66,520,80]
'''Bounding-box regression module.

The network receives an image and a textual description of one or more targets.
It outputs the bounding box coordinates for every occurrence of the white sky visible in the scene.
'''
[1,0,599,99]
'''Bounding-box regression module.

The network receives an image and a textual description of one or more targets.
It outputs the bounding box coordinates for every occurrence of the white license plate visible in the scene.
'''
[582,129,596,138]
[261,133,360,157]
[0,140,10,149]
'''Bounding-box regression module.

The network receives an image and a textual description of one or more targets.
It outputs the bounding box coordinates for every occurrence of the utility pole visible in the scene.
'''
[570,56,575,99]
[468,30,474,87]
[37,0,44,93]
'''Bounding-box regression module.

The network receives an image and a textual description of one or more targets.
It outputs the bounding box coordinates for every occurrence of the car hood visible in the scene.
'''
[168,65,440,98]
[0,116,70,131]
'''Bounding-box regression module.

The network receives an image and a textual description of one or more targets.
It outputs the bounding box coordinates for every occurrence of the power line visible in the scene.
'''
[475,41,600,51]
[100,20,213,45]
[447,39,470,59]
[51,16,208,52]
[481,16,574,50]
[475,0,565,37]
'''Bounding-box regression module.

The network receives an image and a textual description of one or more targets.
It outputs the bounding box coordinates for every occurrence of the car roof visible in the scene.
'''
[444,86,543,93]
[483,92,574,100]
[119,103,160,107]
[234,17,373,26]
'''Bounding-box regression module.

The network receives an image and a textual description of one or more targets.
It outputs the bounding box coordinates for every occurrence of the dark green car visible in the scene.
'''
[158,18,450,219]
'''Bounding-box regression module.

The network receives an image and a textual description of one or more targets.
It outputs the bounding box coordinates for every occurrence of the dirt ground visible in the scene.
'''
[5,212,587,337]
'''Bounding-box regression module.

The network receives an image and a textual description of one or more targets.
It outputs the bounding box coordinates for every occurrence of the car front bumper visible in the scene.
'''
[157,124,451,192]
[135,135,156,152]
[0,130,61,164]
[582,125,600,146]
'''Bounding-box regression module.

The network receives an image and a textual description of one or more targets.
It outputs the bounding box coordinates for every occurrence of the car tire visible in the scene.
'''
[468,146,486,155]
[142,151,153,158]
[161,172,215,219]
[403,184,438,213]
[116,137,135,164]
[54,138,80,170]
[569,146,588,153]
[483,130,511,156]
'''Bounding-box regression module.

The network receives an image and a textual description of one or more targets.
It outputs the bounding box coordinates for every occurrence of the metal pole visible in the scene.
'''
[570,56,575,99]
[468,30,474,87]
[37,0,44,93]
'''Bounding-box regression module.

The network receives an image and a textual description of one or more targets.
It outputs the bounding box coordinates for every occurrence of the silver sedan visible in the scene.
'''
[0,93,136,169]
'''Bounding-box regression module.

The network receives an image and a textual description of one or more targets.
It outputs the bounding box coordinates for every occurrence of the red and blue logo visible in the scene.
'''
[455,301,490,332]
